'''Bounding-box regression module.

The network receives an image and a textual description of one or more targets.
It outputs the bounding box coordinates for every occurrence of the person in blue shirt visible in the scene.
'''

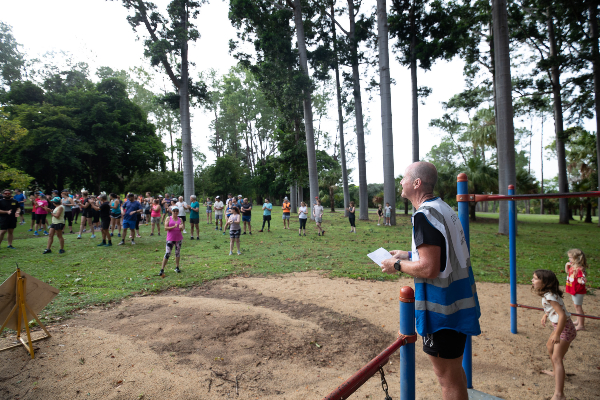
[258,198,272,232]
[119,193,142,246]
[189,195,200,240]
[13,189,26,225]
[381,162,480,400]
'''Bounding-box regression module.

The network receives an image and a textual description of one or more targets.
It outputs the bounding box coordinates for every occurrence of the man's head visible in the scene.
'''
[3,189,12,199]
[401,162,437,200]
[243,197,248,203]
[127,193,135,200]
[215,196,220,201]
[238,195,242,199]
[228,193,232,198]
[15,189,21,194]
[178,196,184,202]
[284,197,288,201]
[190,195,196,201]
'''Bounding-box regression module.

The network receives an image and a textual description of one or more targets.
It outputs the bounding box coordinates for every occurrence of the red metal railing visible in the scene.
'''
[322,333,417,400]
[457,191,600,203]
[510,303,600,320]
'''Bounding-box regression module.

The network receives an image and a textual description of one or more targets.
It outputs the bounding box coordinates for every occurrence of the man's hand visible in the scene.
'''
[381,258,398,274]
[7,210,12,215]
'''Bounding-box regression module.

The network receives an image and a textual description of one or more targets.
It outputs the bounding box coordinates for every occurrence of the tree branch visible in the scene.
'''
[322,8,349,36]
[133,0,180,89]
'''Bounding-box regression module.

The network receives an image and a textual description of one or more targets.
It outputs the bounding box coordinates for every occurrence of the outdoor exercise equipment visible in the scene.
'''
[0,267,59,359]
[322,286,417,400]
[456,174,600,337]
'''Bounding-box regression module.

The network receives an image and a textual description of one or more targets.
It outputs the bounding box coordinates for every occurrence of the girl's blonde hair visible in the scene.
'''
[300,201,306,206]
[567,248,588,270]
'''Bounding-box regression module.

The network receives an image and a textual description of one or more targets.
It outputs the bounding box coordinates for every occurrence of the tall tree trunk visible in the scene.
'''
[410,0,419,165]
[586,201,592,223]
[377,0,396,225]
[547,6,569,224]
[180,9,194,201]
[492,0,516,235]
[540,116,544,214]
[292,0,319,220]
[290,183,297,213]
[331,4,350,218]
[329,186,335,212]
[348,0,369,220]
[589,1,600,227]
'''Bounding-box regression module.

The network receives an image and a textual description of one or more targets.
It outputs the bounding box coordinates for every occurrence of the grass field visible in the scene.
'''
[0,208,598,323]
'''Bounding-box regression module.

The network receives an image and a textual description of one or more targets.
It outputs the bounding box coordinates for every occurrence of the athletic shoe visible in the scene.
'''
[229,251,232,256]
[136,234,141,238]
[249,232,252,235]
[77,235,81,239]
[158,233,160,236]
[318,232,321,236]
[237,251,242,255]
[299,234,301,236]
[377,224,380,226]
[175,267,181,273]
[303,233,306,236]
[110,233,113,237]
[117,233,121,237]
[59,249,65,254]
[190,236,194,240]
[158,269,165,277]
[321,231,325,236]
[131,241,136,245]
[97,242,106,246]
[43,249,51,254]
[106,243,112,246]
[196,236,199,240]
[243,232,246,235]
[34,231,39,236]
[90,234,96,239]
[43,231,49,235]
[118,241,125,245]
[83,229,86,233]
[28,229,33,232]
[7,245,16,249]
[183,230,187,233]
[222,231,226,235]
[150,233,154,236]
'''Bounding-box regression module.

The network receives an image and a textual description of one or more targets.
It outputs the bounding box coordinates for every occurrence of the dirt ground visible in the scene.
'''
[1,272,599,400]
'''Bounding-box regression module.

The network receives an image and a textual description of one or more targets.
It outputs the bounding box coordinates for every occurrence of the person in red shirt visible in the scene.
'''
[565,248,588,331]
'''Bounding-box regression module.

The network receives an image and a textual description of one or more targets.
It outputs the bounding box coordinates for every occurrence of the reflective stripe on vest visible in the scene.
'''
[412,198,481,336]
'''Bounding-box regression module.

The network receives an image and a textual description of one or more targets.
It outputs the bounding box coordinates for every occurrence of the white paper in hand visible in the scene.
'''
[367,247,393,267]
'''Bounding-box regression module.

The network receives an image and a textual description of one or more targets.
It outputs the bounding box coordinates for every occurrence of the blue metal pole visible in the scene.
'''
[400,286,415,400]
[456,173,472,389]
[509,185,517,334]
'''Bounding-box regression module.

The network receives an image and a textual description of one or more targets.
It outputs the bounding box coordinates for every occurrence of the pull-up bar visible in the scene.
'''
[456,173,600,336]
[510,303,600,320]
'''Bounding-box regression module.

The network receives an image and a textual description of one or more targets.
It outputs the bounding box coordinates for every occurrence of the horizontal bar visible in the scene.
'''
[457,191,600,202]
[0,334,51,353]
[510,304,600,320]
[322,335,416,400]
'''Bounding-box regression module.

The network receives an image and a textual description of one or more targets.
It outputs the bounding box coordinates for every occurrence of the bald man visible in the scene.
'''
[380,162,481,400]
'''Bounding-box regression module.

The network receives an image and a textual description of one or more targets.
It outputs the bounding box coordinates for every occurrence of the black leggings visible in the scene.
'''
[64,211,73,227]
[299,218,307,230]
[349,216,356,227]
[262,215,271,230]
[72,208,80,222]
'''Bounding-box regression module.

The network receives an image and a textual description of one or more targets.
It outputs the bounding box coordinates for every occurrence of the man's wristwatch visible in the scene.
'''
[394,259,402,272]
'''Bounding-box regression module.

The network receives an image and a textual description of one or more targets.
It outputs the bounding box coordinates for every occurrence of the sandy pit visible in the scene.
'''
[1,272,599,400]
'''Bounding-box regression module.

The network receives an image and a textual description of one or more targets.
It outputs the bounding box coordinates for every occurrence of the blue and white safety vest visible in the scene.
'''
[411,197,481,337]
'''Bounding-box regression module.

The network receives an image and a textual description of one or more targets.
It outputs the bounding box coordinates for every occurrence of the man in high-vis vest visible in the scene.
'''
[381,161,481,400]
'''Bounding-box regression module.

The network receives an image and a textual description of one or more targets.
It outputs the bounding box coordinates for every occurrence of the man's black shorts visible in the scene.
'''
[0,217,17,231]
[101,217,110,230]
[35,214,47,224]
[422,329,467,359]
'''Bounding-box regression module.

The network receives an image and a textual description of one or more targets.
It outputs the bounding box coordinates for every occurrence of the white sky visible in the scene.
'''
[5,0,594,188]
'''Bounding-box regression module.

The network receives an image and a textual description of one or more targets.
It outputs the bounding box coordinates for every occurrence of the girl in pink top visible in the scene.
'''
[150,199,162,236]
[159,207,183,277]
[34,193,49,235]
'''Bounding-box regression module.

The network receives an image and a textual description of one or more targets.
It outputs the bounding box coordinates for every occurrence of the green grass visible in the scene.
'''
[0,208,598,324]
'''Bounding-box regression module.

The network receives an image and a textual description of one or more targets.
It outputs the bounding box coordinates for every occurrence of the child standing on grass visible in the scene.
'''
[313,199,324,236]
[384,202,392,226]
[346,201,356,233]
[565,249,587,331]
[298,201,308,236]
[532,269,576,400]
[377,204,383,226]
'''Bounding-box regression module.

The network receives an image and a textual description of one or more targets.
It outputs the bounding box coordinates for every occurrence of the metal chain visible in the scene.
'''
[378,367,393,400]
